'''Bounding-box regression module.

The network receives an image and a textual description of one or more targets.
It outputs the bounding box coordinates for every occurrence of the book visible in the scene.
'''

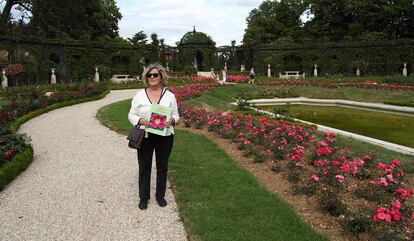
[145,104,171,136]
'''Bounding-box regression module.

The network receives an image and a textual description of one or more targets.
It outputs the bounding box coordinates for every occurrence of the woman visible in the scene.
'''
[249,68,255,84]
[128,63,179,210]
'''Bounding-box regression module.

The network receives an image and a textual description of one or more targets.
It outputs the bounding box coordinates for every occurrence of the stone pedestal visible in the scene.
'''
[94,67,100,82]
[1,69,7,89]
[313,64,318,77]
[240,65,245,72]
[403,63,408,76]
[267,64,271,78]
[50,68,56,84]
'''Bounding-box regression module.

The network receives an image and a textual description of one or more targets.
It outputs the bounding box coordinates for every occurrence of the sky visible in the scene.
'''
[116,0,264,46]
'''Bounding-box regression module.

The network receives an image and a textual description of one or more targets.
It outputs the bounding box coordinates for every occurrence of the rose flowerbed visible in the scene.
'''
[180,103,414,240]
[226,75,249,83]
[191,75,216,82]
[169,83,221,109]
[258,79,414,91]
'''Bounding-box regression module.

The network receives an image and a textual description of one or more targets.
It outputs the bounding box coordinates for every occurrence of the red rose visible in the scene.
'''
[4,150,13,159]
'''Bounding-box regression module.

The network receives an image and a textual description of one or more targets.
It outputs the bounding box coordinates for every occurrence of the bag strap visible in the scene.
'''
[157,88,167,104]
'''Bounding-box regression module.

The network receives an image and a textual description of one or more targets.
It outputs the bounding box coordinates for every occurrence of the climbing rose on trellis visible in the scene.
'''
[5,64,23,77]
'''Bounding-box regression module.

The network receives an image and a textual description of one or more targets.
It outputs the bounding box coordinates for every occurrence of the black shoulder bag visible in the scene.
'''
[127,126,145,149]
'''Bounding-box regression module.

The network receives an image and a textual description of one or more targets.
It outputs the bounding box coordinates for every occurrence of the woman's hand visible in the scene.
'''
[139,119,151,127]
[163,118,174,128]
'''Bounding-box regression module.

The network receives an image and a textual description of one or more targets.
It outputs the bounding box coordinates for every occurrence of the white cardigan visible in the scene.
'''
[128,88,180,136]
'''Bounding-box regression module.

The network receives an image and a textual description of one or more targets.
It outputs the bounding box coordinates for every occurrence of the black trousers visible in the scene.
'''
[137,133,174,201]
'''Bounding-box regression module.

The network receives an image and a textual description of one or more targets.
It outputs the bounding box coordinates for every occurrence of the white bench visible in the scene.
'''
[110,75,139,83]
[279,71,305,79]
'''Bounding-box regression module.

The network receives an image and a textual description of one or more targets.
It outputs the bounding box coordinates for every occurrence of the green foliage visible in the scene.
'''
[273,105,290,116]
[30,0,122,40]
[0,146,33,191]
[342,214,372,236]
[272,162,282,173]
[127,31,148,46]
[244,0,414,45]
[318,189,348,216]
[243,0,307,46]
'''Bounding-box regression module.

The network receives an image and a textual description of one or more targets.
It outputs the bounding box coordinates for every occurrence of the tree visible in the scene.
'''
[29,0,122,40]
[242,0,307,46]
[149,33,160,62]
[0,0,31,34]
[127,31,148,46]
[304,0,414,41]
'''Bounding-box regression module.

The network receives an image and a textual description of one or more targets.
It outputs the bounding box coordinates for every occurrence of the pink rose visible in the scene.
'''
[311,175,319,182]
[391,200,402,210]
[335,175,345,183]
[377,212,385,220]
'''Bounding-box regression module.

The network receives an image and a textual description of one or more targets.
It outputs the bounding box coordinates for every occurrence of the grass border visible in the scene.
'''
[1,89,110,191]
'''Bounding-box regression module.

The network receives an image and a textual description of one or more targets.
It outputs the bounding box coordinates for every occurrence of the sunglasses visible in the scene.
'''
[146,73,161,78]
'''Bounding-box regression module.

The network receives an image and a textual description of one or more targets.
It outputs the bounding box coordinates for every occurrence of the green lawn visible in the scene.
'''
[185,84,414,110]
[182,85,414,172]
[97,100,328,241]
[260,105,414,149]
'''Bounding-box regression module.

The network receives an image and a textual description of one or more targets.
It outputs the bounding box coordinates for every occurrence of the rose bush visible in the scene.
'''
[180,102,413,239]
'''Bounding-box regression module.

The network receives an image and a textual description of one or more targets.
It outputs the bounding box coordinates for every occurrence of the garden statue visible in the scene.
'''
[222,69,227,82]
[314,64,318,77]
[210,68,217,80]
[224,62,228,72]
[1,69,7,89]
[94,67,100,82]
[50,68,56,84]
[356,66,361,76]
[166,62,169,72]
[267,64,271,77]
[240,65,245,72]
[403,63,407,76]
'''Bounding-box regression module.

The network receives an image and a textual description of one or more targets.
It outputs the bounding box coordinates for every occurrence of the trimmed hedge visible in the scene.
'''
[1,89,109,191]
[0,147,33,191]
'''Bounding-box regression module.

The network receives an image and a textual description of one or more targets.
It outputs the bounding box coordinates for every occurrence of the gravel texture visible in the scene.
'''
[0,89,187,241]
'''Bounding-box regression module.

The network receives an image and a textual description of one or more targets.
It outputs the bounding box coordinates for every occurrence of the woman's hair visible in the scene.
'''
[142,63,169,85]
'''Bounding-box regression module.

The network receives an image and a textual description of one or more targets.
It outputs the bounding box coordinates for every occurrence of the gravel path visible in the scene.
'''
[0,89,187,241]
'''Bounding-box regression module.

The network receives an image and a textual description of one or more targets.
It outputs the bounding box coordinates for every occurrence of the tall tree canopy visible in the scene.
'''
[29,0,121,40]
[242,0,307,46]
[243,0,414,46]
[127,30,148,46]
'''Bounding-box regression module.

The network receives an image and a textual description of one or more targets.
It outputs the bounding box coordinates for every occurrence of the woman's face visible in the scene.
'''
[146,68,162,87]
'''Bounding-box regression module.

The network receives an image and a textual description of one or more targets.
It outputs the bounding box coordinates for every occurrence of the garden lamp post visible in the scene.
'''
[1,69,7,89]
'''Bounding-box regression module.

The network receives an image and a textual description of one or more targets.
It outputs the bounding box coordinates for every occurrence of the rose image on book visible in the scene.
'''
[150,113,167,130]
